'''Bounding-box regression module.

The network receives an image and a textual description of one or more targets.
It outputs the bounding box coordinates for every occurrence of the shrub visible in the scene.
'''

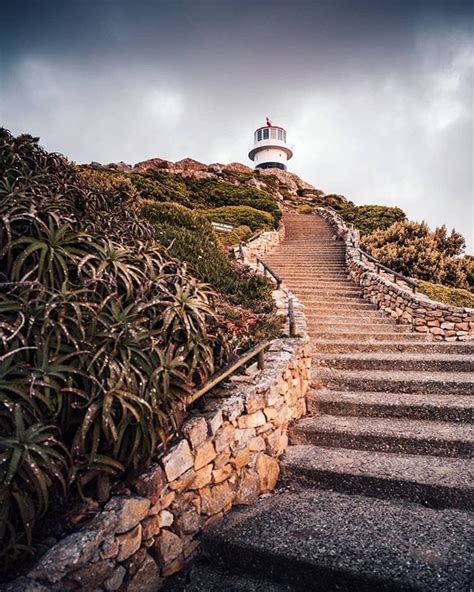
[139,201,278,315]
[362,220,469,288]
[201,205,275,231]
[418,281,474,308]
[218,225,253,247]
[0,130,231,571]
[297,204,313,214]
[342,205,407,235]
[130,170,192,207]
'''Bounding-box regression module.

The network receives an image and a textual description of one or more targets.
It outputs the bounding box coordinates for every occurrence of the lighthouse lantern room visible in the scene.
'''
[248,118,293,171]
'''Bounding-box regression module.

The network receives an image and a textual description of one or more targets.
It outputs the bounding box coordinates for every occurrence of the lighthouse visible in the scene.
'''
[248,118,293,171]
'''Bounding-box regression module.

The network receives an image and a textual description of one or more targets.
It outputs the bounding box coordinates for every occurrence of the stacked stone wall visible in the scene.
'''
[8,339,310,592]
[316,207,474,341]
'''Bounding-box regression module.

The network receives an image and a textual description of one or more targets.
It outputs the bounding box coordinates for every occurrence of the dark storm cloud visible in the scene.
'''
[1,0,473,249]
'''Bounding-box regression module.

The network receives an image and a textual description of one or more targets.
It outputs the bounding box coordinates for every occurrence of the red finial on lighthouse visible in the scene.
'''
[266,116,272,127]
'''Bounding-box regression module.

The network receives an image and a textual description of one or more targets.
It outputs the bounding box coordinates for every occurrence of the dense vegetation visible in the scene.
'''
[361,220,470,289]
[0,131,279,573]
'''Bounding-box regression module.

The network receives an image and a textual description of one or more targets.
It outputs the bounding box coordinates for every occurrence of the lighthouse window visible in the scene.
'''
[278,129,283,140]
[263,128,269,140]
[257,129,263,141]
[270,128,277,139]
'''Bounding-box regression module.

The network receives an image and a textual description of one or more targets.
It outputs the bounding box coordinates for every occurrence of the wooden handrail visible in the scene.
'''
[186,341,270,405]
[255,256,282,288]
[351,246,417,293]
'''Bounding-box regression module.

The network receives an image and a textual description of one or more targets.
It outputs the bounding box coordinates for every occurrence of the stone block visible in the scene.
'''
[230,446,251,470]
[69,559,113,588]
[183,417,208,449]
[158,510,174,528]
[141,515,161,540]
[200,482,235,515]
[162,440,194,482]
[190,463,213,489]
[169,467,196,492]
[105,496,151,535]
[117,524,142,562]
[256,453,280,492]
[126,554,161,592]
[153,529,183,566]
[237,411,266,429]
[234,468,260,505]
[133,463,166,505]
[214,422,235,453]
[245,390,266,413]
[194,440,216,470]
[103,565,126,591]
[212,463,233,484]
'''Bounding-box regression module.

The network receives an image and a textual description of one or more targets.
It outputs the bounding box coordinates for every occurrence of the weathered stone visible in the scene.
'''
[256,453,280,492]
[245,390,266,413]
[200,481,235,515]
[175,508,200,536]
[100,538,119,560]
[103,565,126,591]
[231,446,251,470]
[153,529,183,566]
[158,510,174,528]
[190,463,213,488]
[249,435,266,451]
[169,467,196,492]
[28,528,104,582]
[105,496,150,534]
[3,577,51,592]
[214,423,235,453]
[124,547,148,577]
[69,559,113,588]
[126,554,161,592]
[234,468,260,505]
[206,409,223,435]
[133,463,166,505]
[237,411,266,429]
[266,427,288,456]
[183,417,208,449]
[162,440,194,482]
[117,524,142,562]
[162,554,185,577]
[194,440,216,470]
[141,515,161,540]
[212,463,233,484]
[233,427,256,448]
[213,450,231,468]
[183,539,200,559]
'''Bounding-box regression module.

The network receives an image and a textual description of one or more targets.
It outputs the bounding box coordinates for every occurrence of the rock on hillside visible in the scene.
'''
[103,156,328,205]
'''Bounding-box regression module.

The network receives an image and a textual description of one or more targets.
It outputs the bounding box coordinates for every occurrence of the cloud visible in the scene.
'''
[1,0,472,250]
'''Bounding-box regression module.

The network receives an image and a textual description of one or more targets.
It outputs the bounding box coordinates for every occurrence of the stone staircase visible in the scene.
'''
[166,213,474,591]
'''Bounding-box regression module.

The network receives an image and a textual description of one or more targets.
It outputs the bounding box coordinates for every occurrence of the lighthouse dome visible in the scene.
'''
[248,119,293,171]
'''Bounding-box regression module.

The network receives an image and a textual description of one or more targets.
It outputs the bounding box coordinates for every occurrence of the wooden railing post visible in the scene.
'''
[288,297,296,337]
[257,349,265,370]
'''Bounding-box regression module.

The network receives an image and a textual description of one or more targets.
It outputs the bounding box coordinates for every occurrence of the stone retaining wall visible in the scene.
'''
[238,223,285,263]
[316,207,474,341]
[7,339,310,592]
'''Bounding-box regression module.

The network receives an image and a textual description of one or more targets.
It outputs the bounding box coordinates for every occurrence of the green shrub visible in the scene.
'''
[297,204,313,214]
[418,281,474,308]
[218,225,253,247]
[201,205,275,231]
[130,170,192,207]
[362,220,469,288]
[0,130,231,572]
[139,201,277,314]
[342,205,407,235]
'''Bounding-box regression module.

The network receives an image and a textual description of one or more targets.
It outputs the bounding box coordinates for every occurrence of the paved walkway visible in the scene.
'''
[167,213,474,591]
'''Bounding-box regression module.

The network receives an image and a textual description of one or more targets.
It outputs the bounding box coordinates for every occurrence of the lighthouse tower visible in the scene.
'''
[248,118,293,171]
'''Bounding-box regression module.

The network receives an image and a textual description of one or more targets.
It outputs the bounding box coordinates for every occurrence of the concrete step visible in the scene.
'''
[306,302,378,312]
[196,489,473,591]
[308,323,410,333]
[163,560,294,592]
[314,352,474,373]
[307,390,474,422]
[305,309,387,319]
[281,445,474,510]
[315,368,474,395]
[311,331,429,342]
[290,415,474,458]
[311,340,474,354]
[307,315,393,325]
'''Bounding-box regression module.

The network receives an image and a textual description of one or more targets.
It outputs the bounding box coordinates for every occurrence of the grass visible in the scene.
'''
[417,280,474,308]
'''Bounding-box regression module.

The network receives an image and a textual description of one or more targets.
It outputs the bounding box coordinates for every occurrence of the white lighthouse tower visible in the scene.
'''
[248,118,293,171]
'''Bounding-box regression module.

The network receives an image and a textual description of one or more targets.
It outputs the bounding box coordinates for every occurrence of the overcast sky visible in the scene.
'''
[2,0,473,250]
